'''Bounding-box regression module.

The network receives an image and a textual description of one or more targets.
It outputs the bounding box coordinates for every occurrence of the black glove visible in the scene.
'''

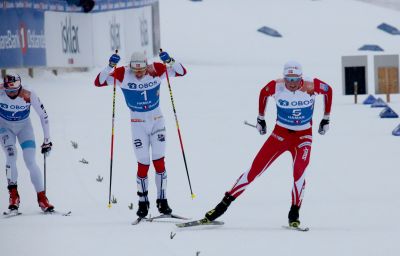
[256,116,266,135]
[41,142,53,156]
[318,118,330,135]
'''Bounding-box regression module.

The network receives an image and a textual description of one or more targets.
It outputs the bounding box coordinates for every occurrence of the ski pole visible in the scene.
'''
[244,120,257,128]
[161,49,196,199]
[108,49,118,208]
[43,154,46,192]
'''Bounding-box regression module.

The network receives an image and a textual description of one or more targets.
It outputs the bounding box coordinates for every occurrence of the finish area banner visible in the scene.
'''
[0,8,46,68]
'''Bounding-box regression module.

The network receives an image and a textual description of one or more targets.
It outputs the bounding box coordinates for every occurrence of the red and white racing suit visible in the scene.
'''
[228,78,332,207]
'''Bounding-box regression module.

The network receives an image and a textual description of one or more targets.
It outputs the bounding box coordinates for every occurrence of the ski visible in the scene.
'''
[282,225,309,232]
[2,210,22,218]
[131,217,147,225]
[2,210,71,218]
[176,218,224,228]
[43,210,72,216]
[146,213,190,222]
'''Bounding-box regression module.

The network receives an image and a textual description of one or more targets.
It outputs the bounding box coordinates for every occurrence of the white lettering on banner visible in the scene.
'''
[15,2,24,8]
[110,15,120,51]
[27,30,46,48]
[140,13,148,46]
[0,30,21,49]
[61,16,80,54]
[100,3,108,10]
[33,3,46,9]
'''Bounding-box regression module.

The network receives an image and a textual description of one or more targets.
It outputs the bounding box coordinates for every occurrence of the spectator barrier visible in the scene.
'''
[0,0,160,69]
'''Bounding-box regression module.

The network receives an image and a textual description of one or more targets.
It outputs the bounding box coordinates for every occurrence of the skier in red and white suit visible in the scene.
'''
[204,61,332,227]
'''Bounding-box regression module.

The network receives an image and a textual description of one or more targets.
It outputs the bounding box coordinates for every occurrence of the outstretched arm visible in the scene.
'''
[258,80,276,117]
[94,66,125,87]
[30,91,50,143]
[257,80,276,135]
[313,78,332,117]
[149,61,187,79]
[314,78,333,135]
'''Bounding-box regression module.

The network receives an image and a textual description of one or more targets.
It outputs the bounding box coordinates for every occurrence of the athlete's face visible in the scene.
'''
[132,67,147,79]
[284,74,302,92]
[4,82,21,98]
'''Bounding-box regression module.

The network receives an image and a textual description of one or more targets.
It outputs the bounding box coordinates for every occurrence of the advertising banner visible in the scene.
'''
[123,6,154,63]
[45,11,94,67]
[92,6,154,67]
[92,10,126,66]
[0,8,46,68]
[1,1,158,69]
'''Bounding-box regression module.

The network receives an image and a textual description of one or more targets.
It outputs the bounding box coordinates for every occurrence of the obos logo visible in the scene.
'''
[61,16,79,54]
[279,99,314,107]
[0,103,8,109]
[109,15,120,51]
[128,81,158,89]
[140,14,148,46]
[278,99,289,106]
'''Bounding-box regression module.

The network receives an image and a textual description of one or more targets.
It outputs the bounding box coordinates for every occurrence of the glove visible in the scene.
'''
[318,118,330,135]
[159,51,173,64]
[41,142,53,156]
[256,116,266,135]
[109,54,120,68]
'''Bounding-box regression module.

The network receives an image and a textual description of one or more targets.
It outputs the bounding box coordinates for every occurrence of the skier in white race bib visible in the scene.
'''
[94,50,187,218]
[0,74,54,213]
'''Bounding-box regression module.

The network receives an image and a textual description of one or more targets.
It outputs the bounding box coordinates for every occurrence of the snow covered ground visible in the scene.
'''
[357,0,400,11]
[1,0,400,255]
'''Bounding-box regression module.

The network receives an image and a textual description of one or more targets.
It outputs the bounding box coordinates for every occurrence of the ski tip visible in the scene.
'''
[132,217,146,225]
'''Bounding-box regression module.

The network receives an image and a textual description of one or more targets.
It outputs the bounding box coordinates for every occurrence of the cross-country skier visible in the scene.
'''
[94,50,187,218]
[0,74,54,213]
[204,61,332,227]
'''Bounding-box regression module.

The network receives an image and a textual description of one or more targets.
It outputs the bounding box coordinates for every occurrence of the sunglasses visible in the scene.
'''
[4,87,20,93]
[284,76,302,82]
[4,82,21,93]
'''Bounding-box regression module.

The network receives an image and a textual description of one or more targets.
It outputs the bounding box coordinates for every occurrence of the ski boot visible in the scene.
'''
[205,192,235,221]
[8,185,20,210]
[136,201,150,218]
[156,199,172,215]
[37,191,54,212]
[288,205,300,227]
